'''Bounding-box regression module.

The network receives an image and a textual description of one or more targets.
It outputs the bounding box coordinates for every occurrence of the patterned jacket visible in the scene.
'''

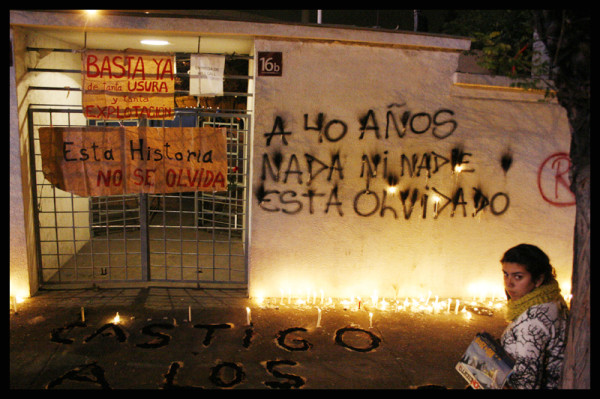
[500,300,568,389]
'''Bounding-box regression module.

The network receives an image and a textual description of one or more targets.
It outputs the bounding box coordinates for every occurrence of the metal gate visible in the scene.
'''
[29,106,250,289]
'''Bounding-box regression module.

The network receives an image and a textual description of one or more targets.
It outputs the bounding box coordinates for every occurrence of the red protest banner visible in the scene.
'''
[82,49,175,120]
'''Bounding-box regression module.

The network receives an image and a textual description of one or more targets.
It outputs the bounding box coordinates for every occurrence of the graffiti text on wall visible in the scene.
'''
[258,108,510,219]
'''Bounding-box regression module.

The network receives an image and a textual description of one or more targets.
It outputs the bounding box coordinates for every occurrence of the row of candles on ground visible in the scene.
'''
[96,304,465,332]
[253,289,507,318]
[83,297,494,332]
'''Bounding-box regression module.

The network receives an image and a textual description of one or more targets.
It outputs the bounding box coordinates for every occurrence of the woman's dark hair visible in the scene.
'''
[501,243,556,285]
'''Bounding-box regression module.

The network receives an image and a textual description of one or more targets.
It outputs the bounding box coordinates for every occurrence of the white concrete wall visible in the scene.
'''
[249,38,575,300]
[10,26,34,298]
[11,26,92,294]
[10,11,575,300]
[26,30,92,271]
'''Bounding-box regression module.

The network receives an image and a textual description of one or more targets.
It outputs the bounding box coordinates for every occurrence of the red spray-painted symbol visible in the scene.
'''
[537,152,575,207]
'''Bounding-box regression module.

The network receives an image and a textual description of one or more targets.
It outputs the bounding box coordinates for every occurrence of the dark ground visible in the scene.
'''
[10,287,509,389]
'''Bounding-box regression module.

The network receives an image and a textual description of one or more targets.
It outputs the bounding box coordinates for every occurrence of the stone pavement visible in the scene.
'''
[10,287,509,389]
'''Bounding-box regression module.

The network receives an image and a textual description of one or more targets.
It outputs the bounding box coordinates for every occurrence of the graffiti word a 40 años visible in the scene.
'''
[263,107,459,146]
[48,320,380,389]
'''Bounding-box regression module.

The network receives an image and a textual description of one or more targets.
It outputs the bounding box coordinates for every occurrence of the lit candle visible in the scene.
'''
[246,307,251,325]
[113,312,121,324]
[380,299,388,311]
[447,299,452,313]
[188,306,192,322]
[316,307,322,328]
[369,312,373,328]
[81,307,85,322]
[432,195,440,217]
[372,291,378,308]
[455,299,460,315]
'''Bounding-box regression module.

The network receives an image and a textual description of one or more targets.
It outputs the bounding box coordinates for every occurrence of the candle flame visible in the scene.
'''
[112,312,121,324]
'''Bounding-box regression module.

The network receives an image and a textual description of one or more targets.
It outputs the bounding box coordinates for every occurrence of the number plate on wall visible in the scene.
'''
[257,52,282,76]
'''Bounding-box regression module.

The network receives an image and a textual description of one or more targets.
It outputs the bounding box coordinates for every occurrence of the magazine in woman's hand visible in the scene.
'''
[456,332,515,389]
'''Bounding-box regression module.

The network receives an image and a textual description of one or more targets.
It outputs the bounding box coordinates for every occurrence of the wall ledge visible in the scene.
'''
[451,72,557,103]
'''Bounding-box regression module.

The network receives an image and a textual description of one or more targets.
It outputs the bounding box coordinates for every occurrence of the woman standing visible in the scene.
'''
[500,243,569,389]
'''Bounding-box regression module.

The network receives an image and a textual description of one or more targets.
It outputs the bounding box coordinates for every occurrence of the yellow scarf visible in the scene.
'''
[505,279,566,322]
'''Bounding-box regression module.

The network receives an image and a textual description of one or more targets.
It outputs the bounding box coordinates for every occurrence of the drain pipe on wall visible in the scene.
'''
[413,10,419,31]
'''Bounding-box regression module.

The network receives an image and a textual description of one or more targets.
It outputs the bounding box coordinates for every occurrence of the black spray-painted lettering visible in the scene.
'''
[193,323,232,347]
[136,322,174,349]
[304,113,348,143]
[353,186,509,219]
[257,186,344,215]
[83,323,127,343]
[264,116,292,146]
[258,110,509,219]
[45,319,398,389]
[334,326,381,352]
[50,320,86,344]
[161,361,204,390]
[263,360,306,389]
[276,327,312,352]
[261,152,344,184]
[359,108,458,140]
[359,109,380,139]
[46,362,110,389]
[490,192,510,215]
[209,361,245,388]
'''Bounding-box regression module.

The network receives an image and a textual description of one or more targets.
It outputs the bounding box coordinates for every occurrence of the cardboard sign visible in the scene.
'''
[82,50,175,120]
[39,126,228,197]
[189,54,225,96]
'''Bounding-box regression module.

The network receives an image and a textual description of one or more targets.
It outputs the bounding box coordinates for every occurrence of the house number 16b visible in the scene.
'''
[258,52,282,76]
